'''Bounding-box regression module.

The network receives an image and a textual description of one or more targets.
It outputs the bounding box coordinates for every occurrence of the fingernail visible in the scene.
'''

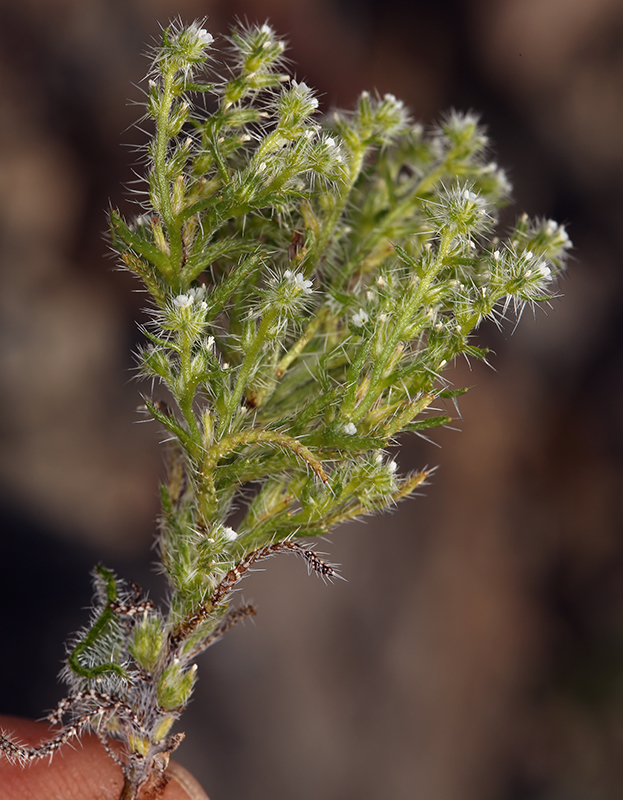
[167,761,210,800]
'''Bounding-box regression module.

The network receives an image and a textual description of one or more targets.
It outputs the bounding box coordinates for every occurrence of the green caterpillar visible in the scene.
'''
[68,565,127,679]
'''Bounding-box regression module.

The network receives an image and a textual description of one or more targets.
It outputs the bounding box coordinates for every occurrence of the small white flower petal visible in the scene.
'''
[173,294,192,308]
[195,28,214,47]
[536,262,552,281]
[285,271,313,294]
[352,309,369,327]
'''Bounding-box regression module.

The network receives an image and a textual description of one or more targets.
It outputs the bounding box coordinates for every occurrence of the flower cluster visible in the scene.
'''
[0,20,571,800]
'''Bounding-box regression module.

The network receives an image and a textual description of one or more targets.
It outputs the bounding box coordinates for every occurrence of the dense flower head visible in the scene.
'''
[427,182,492,239]
[154,18,214,77]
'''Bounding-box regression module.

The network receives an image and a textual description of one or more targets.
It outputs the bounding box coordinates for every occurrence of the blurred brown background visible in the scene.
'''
[1,0,623,798]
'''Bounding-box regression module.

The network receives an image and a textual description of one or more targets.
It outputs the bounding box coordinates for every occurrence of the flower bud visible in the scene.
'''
[157,660,198,710]
[129,614,165,673]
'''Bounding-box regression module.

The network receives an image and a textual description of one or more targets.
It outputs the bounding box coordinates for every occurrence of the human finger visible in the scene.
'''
[0,715,208,800]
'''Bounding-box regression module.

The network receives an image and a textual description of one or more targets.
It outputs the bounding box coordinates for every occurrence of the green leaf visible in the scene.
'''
[110,210,172,277]
[403,414,452,431]
[437,387,469,399]
[144,398,198,457]
[182,237,260,285]
[203,252,264,317]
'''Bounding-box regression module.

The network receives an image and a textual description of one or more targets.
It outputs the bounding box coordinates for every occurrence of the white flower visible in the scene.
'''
[352,308,369,327]
[173,286,207,309]
[221,526,238,542]
[535,262,552,281]
[188,23,213,47]
[173,286,208,311]
[383,93,404,108]
[545,219,570,244]
[173,294,192,308]
[463,188,479,203]
[260,23,272,35]
[343,422,357,435]
[284,270,313,294]
[325,137,336,148]
[293,81,319,109]
[188,286,206,302]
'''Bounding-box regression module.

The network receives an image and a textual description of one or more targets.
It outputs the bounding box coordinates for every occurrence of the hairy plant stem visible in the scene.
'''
[154,71,183,282]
